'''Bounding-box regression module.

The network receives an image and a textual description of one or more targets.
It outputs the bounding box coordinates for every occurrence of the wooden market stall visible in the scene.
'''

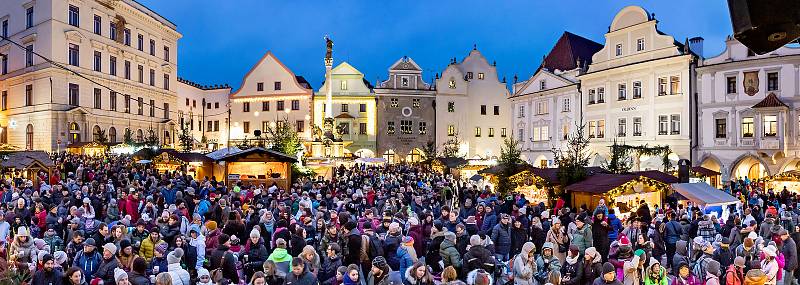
[566,170,678,216]
[764,170,800,193]
[150,149,213,179]
[0,151,55,188]
[66,141,108,156]
[479,165,607,206]
[215,147,297,190]
[692,166,722,189]
[431,157,468,178]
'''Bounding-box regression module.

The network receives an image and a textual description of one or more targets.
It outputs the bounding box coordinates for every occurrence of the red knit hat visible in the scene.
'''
[618,234,631,246]
[90,278,103,285]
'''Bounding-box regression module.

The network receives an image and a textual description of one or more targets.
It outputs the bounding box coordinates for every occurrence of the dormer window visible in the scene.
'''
[467,72,473,79]
[539,80,546,90]
[340,80,348,90]
[478,73,485,80]
[615,44,623,56]
[448,79,456,89]
[637,38,645,51]
[401,77,409,87]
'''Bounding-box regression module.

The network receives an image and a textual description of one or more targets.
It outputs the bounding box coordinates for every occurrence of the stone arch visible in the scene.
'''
[731,153,772,180]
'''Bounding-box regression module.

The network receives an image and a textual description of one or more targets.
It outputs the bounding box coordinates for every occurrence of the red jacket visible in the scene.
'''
[725,264,743,285]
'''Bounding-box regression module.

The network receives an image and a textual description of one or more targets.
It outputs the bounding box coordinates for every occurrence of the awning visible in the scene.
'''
[671,182,740,207]
[470,174,483,181]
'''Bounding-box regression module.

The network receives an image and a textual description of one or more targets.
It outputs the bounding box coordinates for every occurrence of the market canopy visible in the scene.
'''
[692,166,721,177]
[0,151,55,169]
[671,182,740,207]
[215,147,297,162]
[564,170,677,194]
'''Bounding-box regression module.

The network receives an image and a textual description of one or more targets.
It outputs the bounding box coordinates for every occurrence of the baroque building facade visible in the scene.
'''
[175,78,230,149]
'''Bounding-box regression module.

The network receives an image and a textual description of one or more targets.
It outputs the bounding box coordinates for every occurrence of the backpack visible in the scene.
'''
[211,251,227,283]
[368,235,384,258]
[693,256,707,281]
[360,235,371,264]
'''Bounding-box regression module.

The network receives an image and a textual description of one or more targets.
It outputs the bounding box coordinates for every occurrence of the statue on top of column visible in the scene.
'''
[324,36,334,60]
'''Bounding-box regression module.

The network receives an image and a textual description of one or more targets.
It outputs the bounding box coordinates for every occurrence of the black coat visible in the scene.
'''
[510,227,528,255]
[209,245,239,284]
[345,230,362,266]
[591,219,610,258]
[383,233,403,270]
[128,271,150,285]
[31,269,63,285]
[320,256,343,285]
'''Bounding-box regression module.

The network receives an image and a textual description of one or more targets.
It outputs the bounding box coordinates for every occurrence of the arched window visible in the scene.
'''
[93,125,101,142]
[136,129,143,142]
[69,122,80,143]
[25,124,33,150]
[109,127,117,143]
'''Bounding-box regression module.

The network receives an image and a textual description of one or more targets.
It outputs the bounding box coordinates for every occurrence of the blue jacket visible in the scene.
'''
[491,223,512,255]
[397,247,414,277]
[161,187,177,205]
[72,250,102,280]
[607,214,622,241]
[481,212,498,234]
[195,200,211,217]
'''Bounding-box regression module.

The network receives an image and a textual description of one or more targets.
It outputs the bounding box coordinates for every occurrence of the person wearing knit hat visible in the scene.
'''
[205,220,218,232]
[644,257,667,285]
[102,243,117,255]
[744,269,767,285]
[706,259,722,284]
[167,248,191,284]
[53,251,67,268]
[31,251,60,285]
[600,262,620,284]
[197,267,213,285]
[154,242,168,256]
[113,267,128,284]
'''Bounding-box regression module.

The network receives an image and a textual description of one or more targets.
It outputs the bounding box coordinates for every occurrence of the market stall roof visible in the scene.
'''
[470,174,484,181]
[215,147,297,162]
[0,151,55,169]
[671,182,740,207]
[692,166,721,177]
[564,170,676,194]
[65,141,109,148]
[156,149,213,163]
[530,167,607,185]
[433,157,468,168]
[206,147,242,160]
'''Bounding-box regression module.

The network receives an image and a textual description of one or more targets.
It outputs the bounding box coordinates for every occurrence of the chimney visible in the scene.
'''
[689,37,704,58]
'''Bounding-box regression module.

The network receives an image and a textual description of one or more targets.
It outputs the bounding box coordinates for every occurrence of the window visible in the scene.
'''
[109,92,117,111]
[2,19,7,38]
[536,101,548,115]
[340,103,348,113]
[562,125,569,140]
[1,54,7,75]
[163,103,169,119]
[588,89,596,104]
[124,95,130,113]
[359,103,366,112]
[542,126,549,140]
[25,84,33,106]
[149,69,155,86]
[597,120,605,138]
[658,115,668,135]
[68,5,80,27]
[109,127,116,143]
[632,81,642,99]
[93,88,101,109]
[93,15,101,35]
[670,115,680,134]
[467,72,473,79]
[658,77,667,95]
[488,128,495,137]
[149,99,155,117]
[262,102,269,111]
[715,118,727,138]
[615,43,623,56]
[563,98,570,112]
[588,121,596,138]
[618,83,626,100]
[518,105,525,118]
[721,76,735,94]
[633,117,642,136]
[124,61,131,79]
[532,127,540,141]
[635,38,645,51]
[412,98,420,108]
[764,115,777,136]
[214,121,219,131]
[124,29,131,46]
[401,77,409,87]
[501,128,507,137]
[26,45,34,67]
[767,72,779,91]
[296,121,305,133]
[215,102,219,108]
[149,39,155,56]
[387,122,395,135]
[164,46,170,62]
[109,22,117,41]
[478,73,485,80]
[185,98,189,106]
[257,82,264,91]
[1,91,6,111]
[670,76,680,95]
[448,102,455,112]
[243,102,250,112]
[597,87,605,103]
[340,80,348,90]
[208,121,214,131]
[338,123,349,135]
[68,83,79,106]
[25,124,33,150]
[447,125,455,136]
[137,97,143,115]
[494,106,500,115]
[277,101,285,111]
[419,122,427,135]
[93,51,101,71]
[137,65,143,83]
[742,117,754,137]
[291,100,300,110]
[518,129,524,141]
[274,81,281,90]
[540,80,546,90]
[448,80,456,89]
[480,105,487,115]
[26,7,34,29]
[618,118,626,137]
[243,121,250,134]
[400,120,413,134]
[163,74,169,90]
[137,34,143,51]
[475,127,481,137]
[391,98,399,108]
[68,44,79,66]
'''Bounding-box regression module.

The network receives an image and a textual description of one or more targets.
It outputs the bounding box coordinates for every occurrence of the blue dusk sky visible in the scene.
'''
[138,0,732,90]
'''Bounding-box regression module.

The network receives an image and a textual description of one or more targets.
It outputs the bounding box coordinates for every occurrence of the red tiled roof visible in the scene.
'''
[752,93,788,108]
[540,32,603,72]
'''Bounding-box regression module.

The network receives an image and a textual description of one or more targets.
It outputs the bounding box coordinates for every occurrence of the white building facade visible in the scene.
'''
[579,6,697,170]
[697,37,800,183]
[0,0,180,151]
[175,78,230,150]
[436,48,510,160]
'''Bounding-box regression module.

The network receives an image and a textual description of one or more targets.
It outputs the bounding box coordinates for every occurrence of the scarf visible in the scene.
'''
[566,254,579,265]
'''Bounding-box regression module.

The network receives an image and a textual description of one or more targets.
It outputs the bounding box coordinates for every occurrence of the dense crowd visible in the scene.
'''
[3,153,800,285]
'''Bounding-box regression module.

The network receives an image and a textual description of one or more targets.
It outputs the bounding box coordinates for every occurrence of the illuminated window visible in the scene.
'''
[658,77,667,96]
[412,98,420,108]
[488,128,494,137]
[715,118,727,138]
[670,76,680,95]
[419,122,427,135]
[387,121,395,135]
[501,128,507,137]
[448,102,455,112]
[448,80,456,89]
[597,120,605,138]
[447,125,455,136]
[400,120,412,134]
[478,73,485,80]
[390,98,399,108]
[588,121,596,138]
[475,127,481,137]
[764,115,777,136]
[340,80,348,90]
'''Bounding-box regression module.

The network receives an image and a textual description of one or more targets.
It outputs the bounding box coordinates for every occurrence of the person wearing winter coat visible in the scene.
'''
[403,262,434,285]
[572,213,593,254]
[583,247,603,285]
[761,246,779,285]
[31,253,63,285]
[72,238,102,281]
[10,226,38,265]
[268,238,294,278]
[536,242,562,284]
[138,231,166,261]
[623,249,646,285]
[321,244,344,285]
[209,234,239,284]
[726,257,746,285]
[779,229,798,283]
[562,245,584,285]
[128,257,150,285]
[286,257,319,285]
[643,258,668,285]
[397,236,417,279]
[167,248,191,285]
[705,260,723,285]
[462,235,493,276]
[715,238,736,270]
[592,263,622,285]
[512,242,536,285]
[383,223,403,270]
[672,262,700,285]
[592,211,611,260]
[547,219,569,264]
[368,256,402,285]
[481,207,498,234]
[244,229,271,279]
[439,232,462,272]
[491,214,512,262]
[672,240,690,276]
[94,243,121,285]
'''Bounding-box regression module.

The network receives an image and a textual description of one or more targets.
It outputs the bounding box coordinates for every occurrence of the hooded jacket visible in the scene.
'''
[536,242,562,281]
[513,242,536,285]
[672,240,689,276]
[623,253,644,285]
[643,258,668,285]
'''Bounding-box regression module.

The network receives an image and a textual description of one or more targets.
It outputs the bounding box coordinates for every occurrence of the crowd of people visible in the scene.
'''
[2,153,799,285]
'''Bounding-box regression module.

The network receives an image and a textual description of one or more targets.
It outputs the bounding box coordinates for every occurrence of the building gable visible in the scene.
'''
[230,51,312,99]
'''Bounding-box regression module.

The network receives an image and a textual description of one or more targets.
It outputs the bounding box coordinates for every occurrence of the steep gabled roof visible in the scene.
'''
[540,32,603,73]
[752,93,789,109]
